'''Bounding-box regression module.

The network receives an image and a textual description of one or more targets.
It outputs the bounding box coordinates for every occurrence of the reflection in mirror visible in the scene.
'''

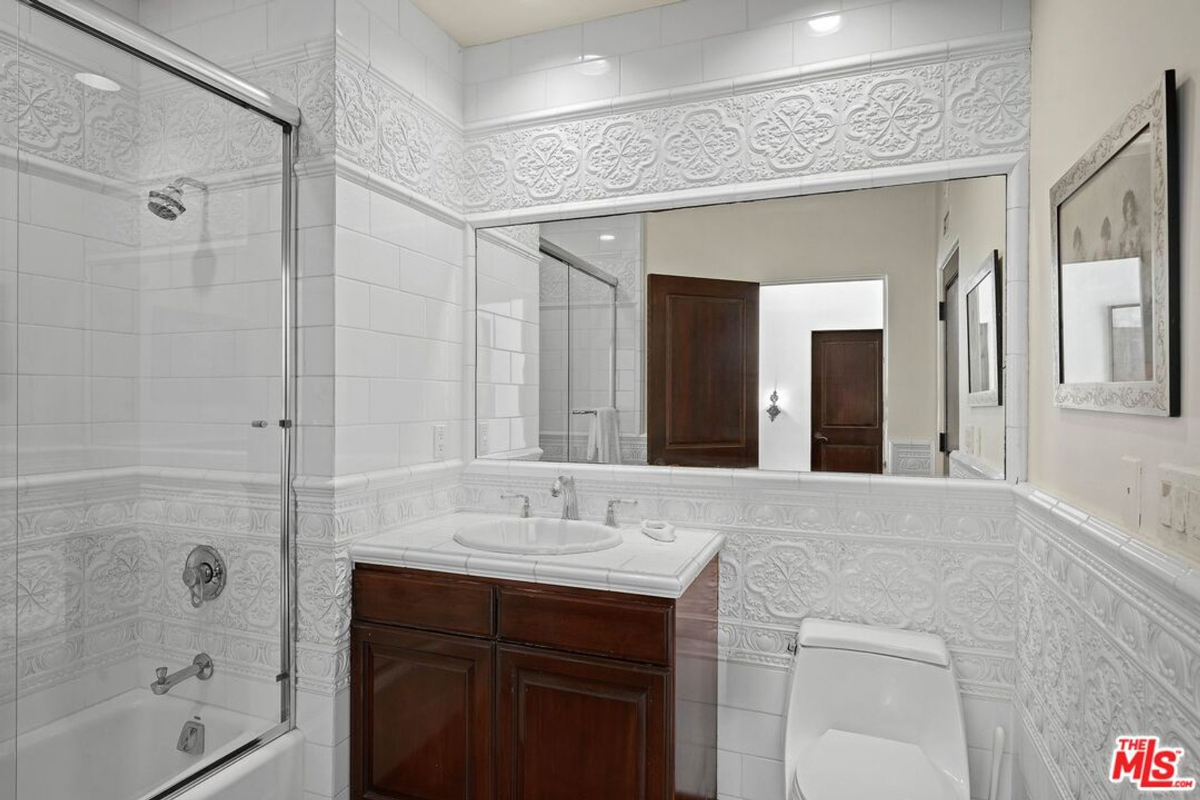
[1057,131,1154,385]
[476,177,1008,479]
[966,251,1001,405]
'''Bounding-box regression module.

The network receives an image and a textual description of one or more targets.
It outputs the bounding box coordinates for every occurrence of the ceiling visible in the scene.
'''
[410,0,682,47]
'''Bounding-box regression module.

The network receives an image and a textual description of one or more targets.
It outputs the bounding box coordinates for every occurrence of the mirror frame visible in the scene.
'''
[466,155,1030,483]
[966,249,1002,408]
[1049,69,1179,417]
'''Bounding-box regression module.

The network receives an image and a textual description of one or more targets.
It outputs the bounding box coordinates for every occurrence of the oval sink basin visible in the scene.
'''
[454,518,623,555]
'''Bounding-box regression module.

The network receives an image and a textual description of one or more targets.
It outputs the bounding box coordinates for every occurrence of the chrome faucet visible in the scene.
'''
[151,653,214,696]
[551,475,579,520]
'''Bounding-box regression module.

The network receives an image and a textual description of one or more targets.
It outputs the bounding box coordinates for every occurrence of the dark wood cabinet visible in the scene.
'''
[350,559,719,800]
[350,623,493,800]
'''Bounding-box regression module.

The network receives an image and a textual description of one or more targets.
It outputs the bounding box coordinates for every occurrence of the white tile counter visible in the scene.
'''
[350,512,724,598]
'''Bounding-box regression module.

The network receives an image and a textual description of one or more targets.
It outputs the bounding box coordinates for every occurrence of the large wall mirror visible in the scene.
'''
[475,176,1009,479]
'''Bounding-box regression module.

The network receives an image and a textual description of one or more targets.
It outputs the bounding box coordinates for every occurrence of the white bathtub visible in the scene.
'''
[14,688,303,800]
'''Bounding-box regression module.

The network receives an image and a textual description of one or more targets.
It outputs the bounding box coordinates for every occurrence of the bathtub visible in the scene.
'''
[15,688,303,800]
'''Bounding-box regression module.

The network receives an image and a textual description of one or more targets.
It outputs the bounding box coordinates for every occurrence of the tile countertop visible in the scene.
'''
[349,512,725,599]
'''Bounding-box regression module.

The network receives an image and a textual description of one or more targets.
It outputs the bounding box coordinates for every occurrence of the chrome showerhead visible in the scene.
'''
[147,177,207,220]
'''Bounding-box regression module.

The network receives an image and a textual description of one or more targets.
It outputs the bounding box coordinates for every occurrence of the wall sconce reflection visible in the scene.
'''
[767,391,782,422]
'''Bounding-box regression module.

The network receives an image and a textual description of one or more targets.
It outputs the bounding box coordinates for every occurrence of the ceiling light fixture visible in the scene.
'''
[74,72,121,92]
[806,13,843,36]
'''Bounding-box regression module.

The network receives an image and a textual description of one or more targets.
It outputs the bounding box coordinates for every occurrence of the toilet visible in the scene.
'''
[783,618,971,800]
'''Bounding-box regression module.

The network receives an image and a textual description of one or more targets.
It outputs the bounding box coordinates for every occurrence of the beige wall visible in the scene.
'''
[937,177,1008,475]
[1029,0,1200,543]
[644,185,941,455]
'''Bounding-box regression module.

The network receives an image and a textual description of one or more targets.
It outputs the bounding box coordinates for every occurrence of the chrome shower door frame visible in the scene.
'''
[16,1,301,798]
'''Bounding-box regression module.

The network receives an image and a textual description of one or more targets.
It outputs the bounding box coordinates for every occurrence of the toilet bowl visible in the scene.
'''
[783,618,970,800]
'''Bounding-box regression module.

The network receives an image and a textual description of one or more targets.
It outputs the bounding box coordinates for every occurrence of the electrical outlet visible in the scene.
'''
[478,421,489,456]
[433,424,447,460]
[1119,456,1142,530]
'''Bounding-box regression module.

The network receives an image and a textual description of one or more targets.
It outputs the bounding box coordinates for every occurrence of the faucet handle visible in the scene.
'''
[501,493,532,518]
[156,666,168,682]
[605,498,638,528]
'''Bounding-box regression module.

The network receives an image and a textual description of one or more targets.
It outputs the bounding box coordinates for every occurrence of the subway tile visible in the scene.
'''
[741,755,785,800]
[370,21,427,95]
[335,0,371,52]
[619,42,703,95]
[748,0,840,28]
[510,25,583,75]
[583,7,663,57]
[399,0,454,73]
[336,227,400,287]
[475,71,548,120]
[702,23,793,81]
[369,287,426,337]
[662,0,748,45]
[793,3,891,66]
[718,706,783,758]
[891,0,1003,49]
[545,60,621,107]
[464,40,512,83]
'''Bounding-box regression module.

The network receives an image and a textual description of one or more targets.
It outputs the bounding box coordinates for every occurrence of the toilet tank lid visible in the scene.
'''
[798,619,950,667]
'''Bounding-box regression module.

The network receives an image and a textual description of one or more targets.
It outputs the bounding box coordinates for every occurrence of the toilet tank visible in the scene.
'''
[782,619,968,790]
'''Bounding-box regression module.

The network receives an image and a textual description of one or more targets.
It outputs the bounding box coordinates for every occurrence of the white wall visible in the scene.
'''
[462,0,1030,123]
[1027,0,1200,553]
[937,176,1008,475]
[760,280,884,472]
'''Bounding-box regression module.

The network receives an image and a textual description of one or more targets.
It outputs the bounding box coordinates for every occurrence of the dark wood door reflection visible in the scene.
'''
[811,329,884,474]
[647,274,759,468]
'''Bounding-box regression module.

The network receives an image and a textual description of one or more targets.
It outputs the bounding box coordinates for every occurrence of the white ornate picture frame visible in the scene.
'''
[1050,70,1180,416]
[966,250,1002,408]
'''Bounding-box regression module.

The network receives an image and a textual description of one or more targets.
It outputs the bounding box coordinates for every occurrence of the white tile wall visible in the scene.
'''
[462,0,1023,123]
[331,177,465,475]
[335,0,463,122]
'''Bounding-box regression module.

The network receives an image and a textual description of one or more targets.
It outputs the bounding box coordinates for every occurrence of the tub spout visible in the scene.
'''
[151,653,214,696]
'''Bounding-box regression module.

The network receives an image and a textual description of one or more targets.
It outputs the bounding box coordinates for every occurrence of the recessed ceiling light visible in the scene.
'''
[599,234,616,242]
[806,13,843,36]
[74,72,121,92]
[576,56,611,77]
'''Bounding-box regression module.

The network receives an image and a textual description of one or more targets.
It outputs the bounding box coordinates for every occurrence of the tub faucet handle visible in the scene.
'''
[156,666,168,682]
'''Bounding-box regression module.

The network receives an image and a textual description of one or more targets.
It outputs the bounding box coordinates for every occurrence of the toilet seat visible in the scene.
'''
[790,729,965,800]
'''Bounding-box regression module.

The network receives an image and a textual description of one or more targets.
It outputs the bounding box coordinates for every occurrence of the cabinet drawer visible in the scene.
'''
[353,567,494,637]
[498,585,672,665]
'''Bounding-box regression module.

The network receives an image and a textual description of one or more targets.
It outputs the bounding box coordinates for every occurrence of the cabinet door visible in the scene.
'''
[496,645,669,800]
[351,623,493,800]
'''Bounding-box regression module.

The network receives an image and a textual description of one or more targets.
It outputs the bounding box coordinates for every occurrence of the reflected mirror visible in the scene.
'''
[966,251,1001,406]
[476,177,1008,478]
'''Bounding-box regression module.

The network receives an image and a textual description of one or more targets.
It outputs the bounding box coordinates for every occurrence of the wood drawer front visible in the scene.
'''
[498,586,672,665]
[354,567,494,637]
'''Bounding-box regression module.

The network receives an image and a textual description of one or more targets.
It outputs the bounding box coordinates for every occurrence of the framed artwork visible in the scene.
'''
[966,250,1002,407]
[1050,70,1179,416]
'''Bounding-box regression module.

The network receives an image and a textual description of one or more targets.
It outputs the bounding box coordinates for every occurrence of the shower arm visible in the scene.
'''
[172,176,209,192]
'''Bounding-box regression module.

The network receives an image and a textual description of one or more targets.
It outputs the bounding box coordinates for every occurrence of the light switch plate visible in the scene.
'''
[433,424,447,460]
[1119,456,1142,530]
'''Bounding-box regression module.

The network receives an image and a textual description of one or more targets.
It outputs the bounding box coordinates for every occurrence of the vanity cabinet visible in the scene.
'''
[350,559,719,800]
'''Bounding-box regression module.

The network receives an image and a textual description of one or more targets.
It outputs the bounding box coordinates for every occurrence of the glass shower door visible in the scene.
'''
[11,6,289,798]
